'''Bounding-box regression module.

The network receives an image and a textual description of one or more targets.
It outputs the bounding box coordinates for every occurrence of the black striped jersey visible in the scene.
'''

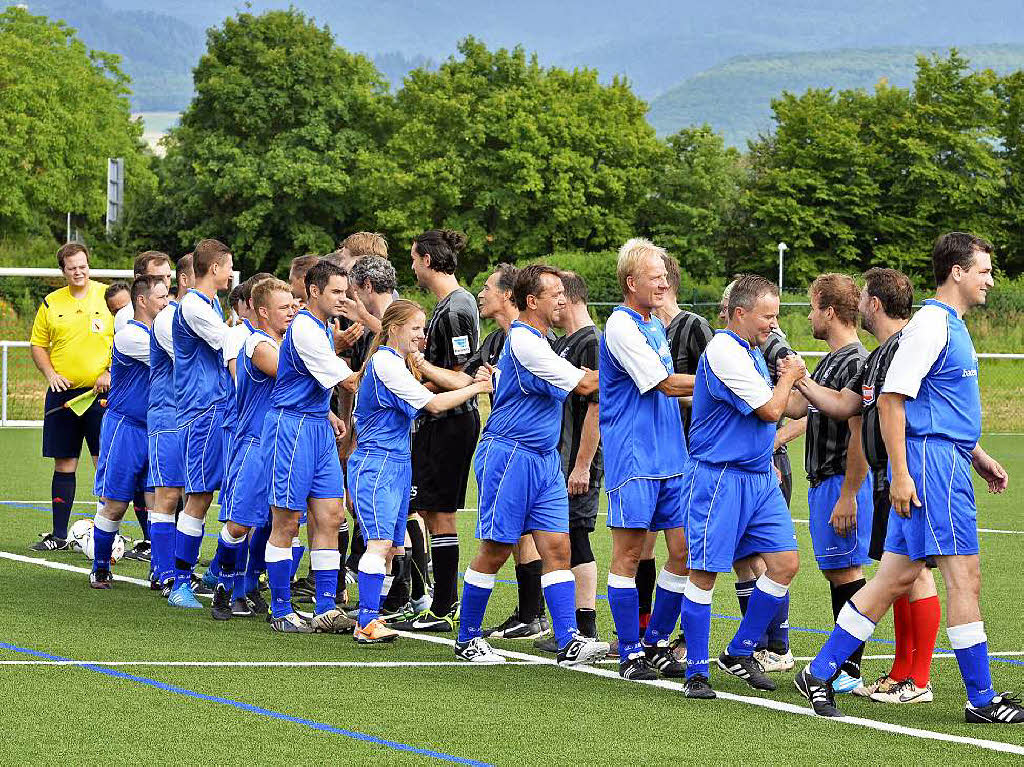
[846,330,902,471]
[804,341,868,484]
[419,287,480,421]
[664,310,714,441]
[553,325,603,485]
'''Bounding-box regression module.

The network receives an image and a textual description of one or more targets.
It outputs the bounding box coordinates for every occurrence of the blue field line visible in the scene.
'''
[0,640,491,766]
[0,501,220,540]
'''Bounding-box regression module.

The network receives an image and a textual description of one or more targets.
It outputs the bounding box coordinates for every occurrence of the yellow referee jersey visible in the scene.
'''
[29,281,114,388]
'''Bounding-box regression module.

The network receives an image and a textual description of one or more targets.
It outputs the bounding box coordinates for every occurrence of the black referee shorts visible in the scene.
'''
[773,449,793,508]
[42,386,105,459]
[410,410,480,513]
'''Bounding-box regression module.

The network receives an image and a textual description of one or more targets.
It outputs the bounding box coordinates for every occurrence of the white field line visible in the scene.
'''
[3,550,1024,757]
[0,660,542,667]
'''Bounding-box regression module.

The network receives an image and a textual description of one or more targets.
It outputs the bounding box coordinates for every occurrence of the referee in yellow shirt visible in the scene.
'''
[28,243,114,551]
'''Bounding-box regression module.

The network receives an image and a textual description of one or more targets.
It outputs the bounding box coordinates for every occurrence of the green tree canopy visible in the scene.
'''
[0,7,151,239]
[148,9,391,274]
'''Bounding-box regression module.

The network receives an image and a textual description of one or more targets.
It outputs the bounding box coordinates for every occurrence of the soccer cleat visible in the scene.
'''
[246,589,269,617]
[149,576,164,592]
[391,606,456,633]
[832,671,866,695]
[354,618,399,644]
[159,579,174,598]
[380,601,417,624]
[454,637,506,664]
[230,597,254,617]
[200,569,218,590]
[754,648,795,673]
[167,583,203,609]
[411,593,432,613]
[644,642,686,677]
[870,678,933,704]
[210,584,232,621]
[795,665,843,717]
[30,533,69,552]
[291,575,316,602]
[557,633,610,667]
[668,633,687,662]
[483,610,526,638]
[310,608,357,634]
[191,574,214,597]
[683,674,716,699]
[124,540,151,561]
[863,674,900,696]
[344,567,358,586]
[717,652,777,691]
[533,636,559,654]
[89,569,113,589]
[271,612,314,634]
[619,654,659,680]
[965,692,1024,724]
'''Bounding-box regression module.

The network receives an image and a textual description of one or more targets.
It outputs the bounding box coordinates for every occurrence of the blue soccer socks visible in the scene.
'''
[173,514,204,587]
[810,601,876,680]
[948,622,996,708]
[92,513,120,572]
[541,570,578,648]
[309,548,340,615]
[458,568,496,643]
[644,569,687,646]
[608,573,641,661]
[265,543,293,619]
[357,553,387,628]
[681,581,713,678]
[727,575,789,657]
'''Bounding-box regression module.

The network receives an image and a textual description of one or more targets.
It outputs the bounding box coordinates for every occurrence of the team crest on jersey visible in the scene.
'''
[452,335,470,356]
[862,384,875,406]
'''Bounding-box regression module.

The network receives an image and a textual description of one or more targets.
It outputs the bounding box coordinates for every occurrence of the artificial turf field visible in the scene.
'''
[0,427,1022,765]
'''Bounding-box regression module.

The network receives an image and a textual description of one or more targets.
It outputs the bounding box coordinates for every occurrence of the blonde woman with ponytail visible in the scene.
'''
[349,300,492,643]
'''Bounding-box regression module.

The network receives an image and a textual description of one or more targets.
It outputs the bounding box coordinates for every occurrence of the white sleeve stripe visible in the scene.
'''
[881,306,948,399]
[116,325,151,365]
[291,313,353,389]
[602,312,669,394]
[508,326,585,392]
[372,351,433,410]
[704,334,772,410]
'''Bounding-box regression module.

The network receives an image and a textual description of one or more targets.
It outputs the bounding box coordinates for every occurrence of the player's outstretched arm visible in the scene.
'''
[423,377,492,414]
[412,353,473,391]
[971,443,1009,494]
[569,401,600,496]
[574,367,599,395]
[752,354,805,423]
[655,373,694,397]
[251,341,280,377]
[878,392,919,516]
[794,376,862,420]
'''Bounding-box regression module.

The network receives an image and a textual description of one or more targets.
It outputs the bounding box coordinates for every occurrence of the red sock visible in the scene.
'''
[638,612,651,633]
[889,595,914,681]
[909,595,941,686]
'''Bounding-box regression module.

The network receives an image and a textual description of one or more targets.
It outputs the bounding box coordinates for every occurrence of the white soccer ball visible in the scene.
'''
[69,519,94,552]
[111,534,126,565]
[81,528,95,560]
[81,530,126,566]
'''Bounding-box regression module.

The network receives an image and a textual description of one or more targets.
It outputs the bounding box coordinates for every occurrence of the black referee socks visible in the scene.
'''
[51,470,76,540]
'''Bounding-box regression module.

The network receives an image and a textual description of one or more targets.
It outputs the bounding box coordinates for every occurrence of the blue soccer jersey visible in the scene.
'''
[353,347,433,455]
[599,306,686,491]
[222,320,254,421]
[272,310,352,416]
[172,289,228,425]
[882,299,982,450]
[108,320,152,425]
[688,330,776,472]
[481,321,585,452]
[234,329,278,442]
[147,300,177,433]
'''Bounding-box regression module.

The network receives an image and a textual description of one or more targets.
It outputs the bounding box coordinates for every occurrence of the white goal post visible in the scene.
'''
[0,266,240,427]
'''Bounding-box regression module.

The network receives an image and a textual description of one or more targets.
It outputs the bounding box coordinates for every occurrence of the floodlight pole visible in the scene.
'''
[777,242,788,293]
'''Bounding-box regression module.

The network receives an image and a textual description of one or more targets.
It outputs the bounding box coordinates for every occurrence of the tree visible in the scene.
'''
[0,7,152,239]
[365,38,662,281]
[637,125,743,279]
[147,9,391,274]
[994,71,1024,275]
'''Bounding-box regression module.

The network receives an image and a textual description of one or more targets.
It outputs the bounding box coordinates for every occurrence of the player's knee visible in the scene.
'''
[768,552,799,584]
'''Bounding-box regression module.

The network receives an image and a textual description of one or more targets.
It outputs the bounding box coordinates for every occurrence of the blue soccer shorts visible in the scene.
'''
[808,472,873,570]
[885,436,979,561]
[218,426,235,522]
[263,409,344,512]
[349,449,411,546]
[147,427,184,489]
[178,403,226,494]
[605,475,685,531]
[95,412,149,503]
[474,437,568,544]
[682,459,798,573]
[223,435,270,529]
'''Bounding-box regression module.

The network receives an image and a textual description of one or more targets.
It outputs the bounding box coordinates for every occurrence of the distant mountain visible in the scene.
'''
[648,45,1024,146]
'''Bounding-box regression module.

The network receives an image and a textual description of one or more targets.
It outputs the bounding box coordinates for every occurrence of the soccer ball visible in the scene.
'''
[80,529,126,565]
[69,518,94,553]
[111,534,126,564]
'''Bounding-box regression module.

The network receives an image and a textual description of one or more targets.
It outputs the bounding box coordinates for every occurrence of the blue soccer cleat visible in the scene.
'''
[167,583,203,609]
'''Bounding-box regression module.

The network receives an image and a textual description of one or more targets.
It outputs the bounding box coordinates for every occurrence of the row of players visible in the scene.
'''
[85,231,1021,723]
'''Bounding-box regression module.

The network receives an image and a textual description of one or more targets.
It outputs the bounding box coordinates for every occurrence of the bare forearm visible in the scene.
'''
[30,346,55,379]
[795,377,861,420]
[774,417,806,450]
[783,387,809,419]
[841,416,870,492]
[573,404,600,473]
[655,373,694,397]
[420,361,472,391]
[425,382,488,414]
[756,376,798,422]
[879,393,909,478]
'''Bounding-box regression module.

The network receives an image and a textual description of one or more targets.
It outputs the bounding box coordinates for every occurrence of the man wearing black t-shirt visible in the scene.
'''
[534,271,602,652]
[795,268,941,704]
[394,230,480,632]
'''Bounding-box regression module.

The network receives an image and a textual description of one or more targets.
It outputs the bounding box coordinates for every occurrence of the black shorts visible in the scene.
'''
[568,475,600,530]
[870,474,936,567]
[42,387,105,459]
[773,449,793,508]
[410,410,480,513]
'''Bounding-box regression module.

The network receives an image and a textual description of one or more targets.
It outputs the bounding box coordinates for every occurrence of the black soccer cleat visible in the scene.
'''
[717,652,777,691]
[124,540,151,562]
[683,674,716,699]
[644,642,687,678]
[190,573,214,597]
[795,665,843,717]
[30,533,69,552]
[965,692,1024,724]
[483,610,526,639]
[619,654,659,681]
[230,597,254,617]
[246,589,269,617]
[211,584,232,621]
[89,569,113,589]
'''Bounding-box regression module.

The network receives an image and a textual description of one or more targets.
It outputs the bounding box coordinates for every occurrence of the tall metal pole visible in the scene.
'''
[777,242,788,292]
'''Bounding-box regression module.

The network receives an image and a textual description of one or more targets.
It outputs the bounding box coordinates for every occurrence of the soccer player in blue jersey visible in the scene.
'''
[350,300,491,644]
[206,278,295,619]
[147,254,194,594]
[89,275,169,587]
[263,260,357,634]
[798,233,1022,724]
[600,239,696,681]
[452,265,608,665]
[167,239,233,608]
[681,274,806,699]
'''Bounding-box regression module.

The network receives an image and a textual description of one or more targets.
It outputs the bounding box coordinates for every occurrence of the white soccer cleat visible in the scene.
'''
[753,648,795,673]
[454,637,506,664]
[870,679,933,704]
